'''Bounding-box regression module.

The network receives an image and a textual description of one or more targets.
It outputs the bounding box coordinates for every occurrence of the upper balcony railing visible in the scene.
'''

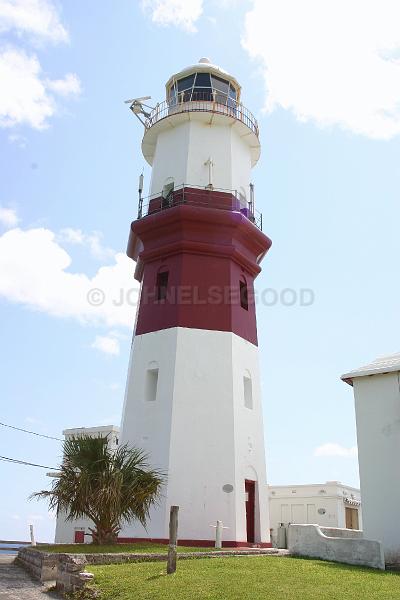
[137,184,263,231]
[144,91,259,138]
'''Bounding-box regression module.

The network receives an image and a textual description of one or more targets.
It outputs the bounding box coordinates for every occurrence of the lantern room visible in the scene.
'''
[165,57,241,106]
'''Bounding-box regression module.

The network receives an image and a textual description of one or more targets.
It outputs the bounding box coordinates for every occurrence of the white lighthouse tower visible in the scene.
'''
[120,59,272,546]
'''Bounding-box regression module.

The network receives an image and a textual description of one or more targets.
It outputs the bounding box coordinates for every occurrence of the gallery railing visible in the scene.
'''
[136,184,263,231]
[144,93,259,138]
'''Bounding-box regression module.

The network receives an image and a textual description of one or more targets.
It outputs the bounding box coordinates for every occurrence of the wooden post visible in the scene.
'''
[167,505,179,574]
[29,524,36,546]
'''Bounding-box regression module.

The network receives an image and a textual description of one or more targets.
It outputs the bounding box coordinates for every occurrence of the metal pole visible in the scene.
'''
[167,505,179,574]
[138,173,144,219]
[215,520,223,549]
[250,183,254,215]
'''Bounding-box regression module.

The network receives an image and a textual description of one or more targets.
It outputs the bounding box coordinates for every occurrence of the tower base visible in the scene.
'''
[120,326,271,545]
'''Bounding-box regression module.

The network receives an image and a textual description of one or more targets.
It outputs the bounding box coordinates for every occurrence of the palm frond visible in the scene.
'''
[31,435,166,542]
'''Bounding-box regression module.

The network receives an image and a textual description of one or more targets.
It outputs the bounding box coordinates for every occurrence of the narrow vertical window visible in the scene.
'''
[162,179,174,208]
[146,368,159,402]
[156,271,169,301]
[240,279,248,310]
[243,375,253,409]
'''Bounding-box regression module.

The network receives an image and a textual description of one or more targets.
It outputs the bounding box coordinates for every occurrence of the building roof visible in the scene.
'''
[268,481,360,493]
[62,425,119,436]
[341,352,400,386]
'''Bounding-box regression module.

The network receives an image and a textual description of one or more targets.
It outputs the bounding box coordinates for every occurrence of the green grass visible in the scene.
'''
[38,542,217,554]
[90,556,400,600]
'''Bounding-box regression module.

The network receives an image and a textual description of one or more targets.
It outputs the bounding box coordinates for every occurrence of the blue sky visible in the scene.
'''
[1,0,400,542]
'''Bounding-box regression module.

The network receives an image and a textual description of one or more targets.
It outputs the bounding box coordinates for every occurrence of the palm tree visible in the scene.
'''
[32,435,165,545]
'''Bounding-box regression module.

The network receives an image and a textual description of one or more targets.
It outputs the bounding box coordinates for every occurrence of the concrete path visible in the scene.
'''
[0,555,58,599]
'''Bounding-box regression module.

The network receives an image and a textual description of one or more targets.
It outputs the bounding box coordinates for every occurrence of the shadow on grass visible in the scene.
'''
[290,555,400,576]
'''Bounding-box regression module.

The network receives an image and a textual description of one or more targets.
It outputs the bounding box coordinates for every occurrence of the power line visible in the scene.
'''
[0,455,57,470]
[0,421,62,441]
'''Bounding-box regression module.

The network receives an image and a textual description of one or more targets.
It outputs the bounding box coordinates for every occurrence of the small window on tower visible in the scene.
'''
[240,279,248,311]
[146,368,159,402]
[244,375,253,409]
[156,271,169,301]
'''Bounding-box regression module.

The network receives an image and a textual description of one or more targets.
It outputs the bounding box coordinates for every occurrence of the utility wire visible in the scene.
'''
[0,455,57,470]
[0,421,62,441]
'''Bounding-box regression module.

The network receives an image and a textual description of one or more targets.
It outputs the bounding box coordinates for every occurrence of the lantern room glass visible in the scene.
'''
[168,72,238,107]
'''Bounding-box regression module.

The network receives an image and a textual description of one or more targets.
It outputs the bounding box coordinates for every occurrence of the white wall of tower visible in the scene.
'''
[231,333,270,541]
[119,327,270,543]
[148,117,253,199]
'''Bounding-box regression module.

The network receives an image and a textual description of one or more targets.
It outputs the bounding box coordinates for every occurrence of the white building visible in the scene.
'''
[342,353,400,565]
[54,425,119,544]
[268,482,362,546]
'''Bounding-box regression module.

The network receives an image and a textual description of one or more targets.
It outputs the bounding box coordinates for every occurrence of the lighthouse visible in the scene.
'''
[119,58,272,546]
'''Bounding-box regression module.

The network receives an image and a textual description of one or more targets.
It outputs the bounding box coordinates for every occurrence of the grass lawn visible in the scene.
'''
[38,542,217,554]
[90,556,400,600]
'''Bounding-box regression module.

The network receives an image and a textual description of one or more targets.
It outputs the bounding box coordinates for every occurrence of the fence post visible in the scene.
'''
[215,520,223,549]
[167,505,179,575]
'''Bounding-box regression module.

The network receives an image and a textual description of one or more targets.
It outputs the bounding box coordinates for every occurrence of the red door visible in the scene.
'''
[74,530,85,543]
[245,480,255,543]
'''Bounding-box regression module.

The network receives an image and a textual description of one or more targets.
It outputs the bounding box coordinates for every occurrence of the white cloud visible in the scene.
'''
[0,1,80,130]
[91,334,120,356]
[242,0,400,139]
[59,227,85,244]
[0,226,139,328]
[142,0,203,32]
[0,48,53,128]
[314,443,358,458]
[0,48,81,129]
[25,416,43,425]
[109,383,121,391]
[59,228,114,261]
[46,73,81,97]
[0,0,68,43]
[0,205,19,228]
[26,514,44,522]
[8,132,27,147]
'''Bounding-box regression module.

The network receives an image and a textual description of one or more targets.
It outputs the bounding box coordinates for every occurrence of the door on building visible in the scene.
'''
[291,504,306,524]
[245,480,255,543]
[74,529,85,543]
[345,507,359,530]
[307,504,317,523]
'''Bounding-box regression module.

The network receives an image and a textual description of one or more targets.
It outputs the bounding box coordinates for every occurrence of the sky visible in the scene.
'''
[1,0,400,542]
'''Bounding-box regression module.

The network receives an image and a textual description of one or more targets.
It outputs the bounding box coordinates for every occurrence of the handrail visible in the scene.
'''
[144,93,259,138]
[136,184,262,231]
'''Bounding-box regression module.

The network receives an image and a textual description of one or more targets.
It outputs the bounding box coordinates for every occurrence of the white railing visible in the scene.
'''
[145,93,259,137]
